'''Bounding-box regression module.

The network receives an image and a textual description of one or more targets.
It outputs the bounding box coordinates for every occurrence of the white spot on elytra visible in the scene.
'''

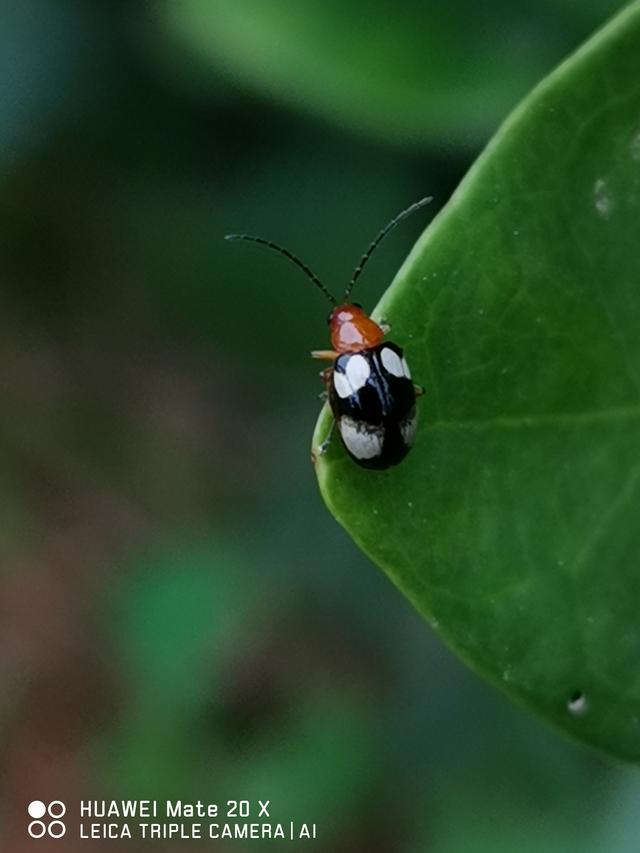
[333,370,352,399]
[402,357,412,379]
[593,178,615,219]
[339,417,383,460]
[381,347,404,378]
[345,354,370,392]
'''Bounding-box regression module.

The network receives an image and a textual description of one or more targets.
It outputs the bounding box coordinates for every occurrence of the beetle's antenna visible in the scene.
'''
[225,233,337,305]
[344,196,433,301]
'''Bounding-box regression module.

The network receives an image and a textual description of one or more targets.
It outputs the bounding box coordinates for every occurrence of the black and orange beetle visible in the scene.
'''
[226,197,431,469]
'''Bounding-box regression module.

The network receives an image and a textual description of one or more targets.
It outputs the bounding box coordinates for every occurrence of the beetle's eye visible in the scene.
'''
[352,302,363,309]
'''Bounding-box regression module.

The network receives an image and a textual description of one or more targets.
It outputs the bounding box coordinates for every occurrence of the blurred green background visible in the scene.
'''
[2,1,640,851]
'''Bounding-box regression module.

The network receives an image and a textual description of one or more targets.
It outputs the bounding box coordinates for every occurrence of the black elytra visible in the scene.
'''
[329,342,417,470]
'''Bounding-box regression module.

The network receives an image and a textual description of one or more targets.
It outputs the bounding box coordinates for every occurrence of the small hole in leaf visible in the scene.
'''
[567,691,588,716]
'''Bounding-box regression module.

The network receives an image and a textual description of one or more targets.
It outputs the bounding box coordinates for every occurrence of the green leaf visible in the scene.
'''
[156,0,621,147]
[314,2,640,761]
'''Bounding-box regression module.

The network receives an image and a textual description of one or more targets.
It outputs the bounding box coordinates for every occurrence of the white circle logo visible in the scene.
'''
[48,820,66,838]
[27,821,46,839]
[28,801,46,819]
[27,801,66,838]
[48,801,66,819]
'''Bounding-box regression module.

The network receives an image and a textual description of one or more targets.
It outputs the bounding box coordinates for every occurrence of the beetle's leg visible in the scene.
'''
[311,349,339,361]
[317,419,336,456]
[311,368,335,462]
[318,366,335,400]
[379,319,391,335]
[319,366,333,385]
[414,383,425,396]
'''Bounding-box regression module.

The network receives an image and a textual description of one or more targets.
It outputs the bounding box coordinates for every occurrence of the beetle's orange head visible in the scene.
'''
[329,303,384,354]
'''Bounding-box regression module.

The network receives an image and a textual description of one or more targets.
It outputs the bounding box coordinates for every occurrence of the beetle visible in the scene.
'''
[225,196,431,469]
